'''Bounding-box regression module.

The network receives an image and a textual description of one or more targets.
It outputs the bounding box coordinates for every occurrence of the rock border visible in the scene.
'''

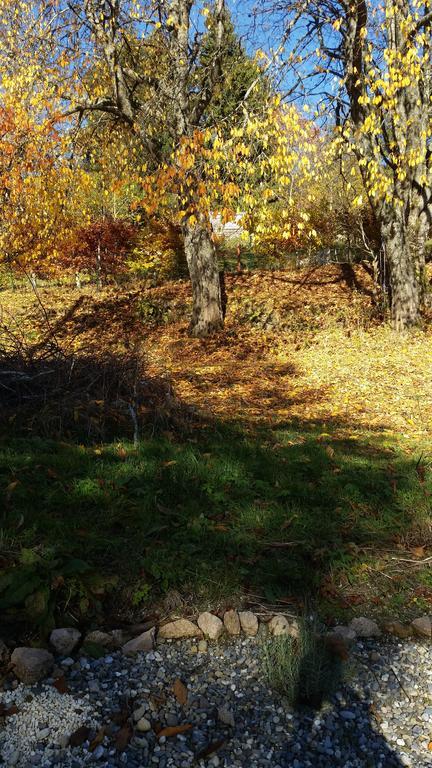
[2,612,430,685]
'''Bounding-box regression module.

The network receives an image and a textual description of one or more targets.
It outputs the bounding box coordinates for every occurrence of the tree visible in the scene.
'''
[271,0,432,329]
[62,217,137,285]
[45,0,243,336]
[198,8,272,132]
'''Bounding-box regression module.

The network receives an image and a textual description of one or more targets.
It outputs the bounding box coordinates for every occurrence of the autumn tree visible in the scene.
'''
[270,0,432,329]
[63,217,138,285]
[0,3,82,278]
[40,0,250,336]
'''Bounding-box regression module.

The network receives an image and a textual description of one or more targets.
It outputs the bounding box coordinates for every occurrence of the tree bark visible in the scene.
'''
[183,217,224,337]
[381,212,422,330]
[408,190,430,306]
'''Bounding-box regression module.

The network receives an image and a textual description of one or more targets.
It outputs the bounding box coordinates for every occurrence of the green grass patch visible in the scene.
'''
[0,420,430,636]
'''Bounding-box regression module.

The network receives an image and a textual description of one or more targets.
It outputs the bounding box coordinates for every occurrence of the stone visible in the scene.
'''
[382,620,413,639]
[198,640,208,653]
[122,627,156,655]
[348,617,381,638]
[133,705,147,722]
[400,755,412,767]
[411,616,431,638]
[158,619,202,640]
[85,630,122,649]
[217,706,235,727]
[11,647,54,684]
[329,626,357,645]
[223,609,241,636]
[136,717,152,733]
[197,612,224,640]
[49,628,81,656]
[165,713,178,727]
[239,611,259,636]
[269,614,299,638]
[340,710,356,720]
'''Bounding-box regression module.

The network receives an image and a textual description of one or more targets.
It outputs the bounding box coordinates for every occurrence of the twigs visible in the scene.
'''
[390,555,432,565]
[390,666,412,702]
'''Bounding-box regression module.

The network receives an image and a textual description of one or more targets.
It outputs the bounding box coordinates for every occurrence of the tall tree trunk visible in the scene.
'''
[183,217,224,337]
[381,212,422,330]
[408,190,430,306]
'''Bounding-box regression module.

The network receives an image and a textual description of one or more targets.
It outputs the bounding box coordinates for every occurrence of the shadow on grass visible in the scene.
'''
[0,408,429,634]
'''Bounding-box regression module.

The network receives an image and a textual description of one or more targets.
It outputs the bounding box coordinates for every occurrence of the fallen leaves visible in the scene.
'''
[173,677,188,706]
[0,703,19,717]
[409,546,425,559]
[195,738,227,760]
[52,675,68,694]
[115,724,133,751]
[157,723,192,739]
[69,725,91,747]
[88,727,106,751]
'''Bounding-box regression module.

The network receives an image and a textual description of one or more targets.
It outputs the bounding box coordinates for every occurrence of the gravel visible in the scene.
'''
[1,634,431,767]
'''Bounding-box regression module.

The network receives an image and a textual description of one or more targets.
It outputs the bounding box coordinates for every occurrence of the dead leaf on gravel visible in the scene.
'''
[173,677,188,706]
[89,727,106,751]
[195,739,226,760]
[0,704,19,717]
[115,724,132,751]
[157,723,192,738]
[69,725,91,747]
[53,675,68,694]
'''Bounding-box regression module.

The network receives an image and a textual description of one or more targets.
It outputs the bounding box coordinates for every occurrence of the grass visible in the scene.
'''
[0,418,430,635]
[262,618,344,708]
[0,265,431,637]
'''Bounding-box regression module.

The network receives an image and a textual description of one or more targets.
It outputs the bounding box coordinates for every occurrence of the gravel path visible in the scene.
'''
[1,635,431,768]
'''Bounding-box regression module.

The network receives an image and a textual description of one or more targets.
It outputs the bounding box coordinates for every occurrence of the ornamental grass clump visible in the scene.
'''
[263,618,344,709]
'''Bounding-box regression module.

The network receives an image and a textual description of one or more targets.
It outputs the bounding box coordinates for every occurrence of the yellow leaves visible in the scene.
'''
[332,18,343,31]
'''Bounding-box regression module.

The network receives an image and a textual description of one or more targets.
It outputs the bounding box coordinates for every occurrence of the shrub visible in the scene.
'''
[262,618,344,708]
[127,220,187,281]
[62,217,138,284]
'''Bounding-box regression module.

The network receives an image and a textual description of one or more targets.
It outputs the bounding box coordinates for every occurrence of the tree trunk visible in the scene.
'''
[408,192,429,307]
[381,213,422,330]
[96,240,102,290]
[183,217,224,337]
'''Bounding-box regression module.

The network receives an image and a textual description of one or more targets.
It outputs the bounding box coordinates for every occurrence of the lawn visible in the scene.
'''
[1,265,431,639]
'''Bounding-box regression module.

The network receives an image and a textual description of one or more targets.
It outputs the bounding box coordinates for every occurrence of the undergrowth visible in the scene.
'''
[262,619,344,708]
